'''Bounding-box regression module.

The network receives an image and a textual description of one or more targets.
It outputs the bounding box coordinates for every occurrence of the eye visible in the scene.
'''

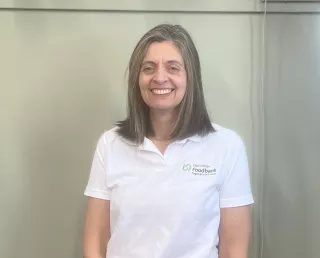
[168,66,180,73]
[142,66,155,74]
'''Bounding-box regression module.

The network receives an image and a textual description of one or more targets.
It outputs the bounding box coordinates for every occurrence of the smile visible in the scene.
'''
[150,89,174,95]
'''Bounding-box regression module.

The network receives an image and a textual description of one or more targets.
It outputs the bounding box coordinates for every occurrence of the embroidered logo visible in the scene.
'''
[182,164,192,172]
[182,164,217,176]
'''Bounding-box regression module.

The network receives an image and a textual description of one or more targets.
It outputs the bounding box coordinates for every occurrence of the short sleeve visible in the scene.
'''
[219,133,254,208]
[84,133,110,200]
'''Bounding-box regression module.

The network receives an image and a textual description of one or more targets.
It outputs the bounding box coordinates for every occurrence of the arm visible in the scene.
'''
[218,131,254,258]
[83,197,110,258]
[218,205,252,258]
[83,133,111,258]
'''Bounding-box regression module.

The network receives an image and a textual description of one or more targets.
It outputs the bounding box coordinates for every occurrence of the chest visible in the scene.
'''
[107,141,227,218]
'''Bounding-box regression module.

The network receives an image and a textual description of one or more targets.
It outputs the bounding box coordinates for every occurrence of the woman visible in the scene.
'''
[83,24,254,258]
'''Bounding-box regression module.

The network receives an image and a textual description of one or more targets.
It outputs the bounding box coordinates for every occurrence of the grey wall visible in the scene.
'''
[263,14,320,258]
[0,1,319,258]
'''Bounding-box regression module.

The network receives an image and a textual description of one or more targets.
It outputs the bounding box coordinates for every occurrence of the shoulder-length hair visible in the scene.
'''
[116,24,214,144]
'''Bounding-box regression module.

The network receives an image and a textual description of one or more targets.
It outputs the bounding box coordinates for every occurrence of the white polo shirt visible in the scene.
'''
[84,123,254,258]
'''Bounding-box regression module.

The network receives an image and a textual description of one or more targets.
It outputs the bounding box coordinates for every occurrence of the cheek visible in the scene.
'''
[138,74,143,89]
[139,74,150,91]
[176,78,187,95]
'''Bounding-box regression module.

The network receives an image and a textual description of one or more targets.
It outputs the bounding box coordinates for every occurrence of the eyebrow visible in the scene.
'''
[142,60,183,66]
[167,60,184,66]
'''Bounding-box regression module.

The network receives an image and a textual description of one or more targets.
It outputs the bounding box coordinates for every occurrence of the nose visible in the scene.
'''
[153,66,168,84]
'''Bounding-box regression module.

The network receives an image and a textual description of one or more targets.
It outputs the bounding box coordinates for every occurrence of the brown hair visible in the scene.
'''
[116,23,214,143]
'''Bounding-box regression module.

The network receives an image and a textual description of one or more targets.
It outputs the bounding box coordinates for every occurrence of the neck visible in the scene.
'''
[149,109,177,141]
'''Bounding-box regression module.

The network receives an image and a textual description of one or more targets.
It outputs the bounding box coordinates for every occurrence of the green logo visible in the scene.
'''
[182,163,217,176]
[182,164,192,172]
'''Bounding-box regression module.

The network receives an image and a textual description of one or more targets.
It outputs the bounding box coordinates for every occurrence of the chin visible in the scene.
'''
[149,104,177,112]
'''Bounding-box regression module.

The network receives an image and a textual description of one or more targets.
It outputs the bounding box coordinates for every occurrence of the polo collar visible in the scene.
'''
[120,133,208,152]
[174,134,207,144]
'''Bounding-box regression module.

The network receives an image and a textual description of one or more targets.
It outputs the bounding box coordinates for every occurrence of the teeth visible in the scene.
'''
[152,89,173,95]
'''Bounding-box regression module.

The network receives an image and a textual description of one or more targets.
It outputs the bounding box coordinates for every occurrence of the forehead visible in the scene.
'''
[143,41,183,62]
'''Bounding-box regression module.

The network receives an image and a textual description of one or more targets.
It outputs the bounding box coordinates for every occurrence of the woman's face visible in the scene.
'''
[139,41,187,112]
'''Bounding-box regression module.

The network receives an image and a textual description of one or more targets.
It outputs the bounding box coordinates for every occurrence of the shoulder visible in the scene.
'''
[95,126,134,149]
[208,123,246,149]
[99,126,119,141]
[208,123,249,171]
